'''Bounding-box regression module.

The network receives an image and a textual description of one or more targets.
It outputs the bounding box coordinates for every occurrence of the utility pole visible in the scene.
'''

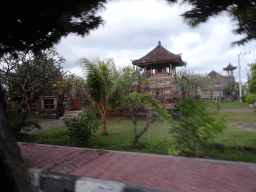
[238,53,242,102]
[238,52,250,102]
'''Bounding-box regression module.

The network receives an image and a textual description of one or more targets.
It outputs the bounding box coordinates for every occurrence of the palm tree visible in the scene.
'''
[81,57,127,135]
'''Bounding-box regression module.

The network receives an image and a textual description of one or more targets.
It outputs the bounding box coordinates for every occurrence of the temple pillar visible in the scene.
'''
[41,97,44,111]
[175,67,176,82]
[144,66,146,77]
[151,66,152,77]
[170,64,172,77]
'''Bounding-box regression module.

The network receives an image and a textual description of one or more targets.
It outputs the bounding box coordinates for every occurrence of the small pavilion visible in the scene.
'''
[223,63,237,78]
[132,41,186,108]
[132,41,185,80]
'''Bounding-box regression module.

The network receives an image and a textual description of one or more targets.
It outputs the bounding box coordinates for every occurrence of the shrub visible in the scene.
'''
[245,93,256,104]
[169,97,227,157]
[63,109,101,147]
[147,138,168,154]
[241,95,247,103]
[7,101,41,135]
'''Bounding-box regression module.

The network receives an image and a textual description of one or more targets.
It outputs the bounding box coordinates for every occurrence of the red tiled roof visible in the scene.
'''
[132,41,185,66]
[207,70,230,84]
[223,63,237,71]
[208,70,228,79]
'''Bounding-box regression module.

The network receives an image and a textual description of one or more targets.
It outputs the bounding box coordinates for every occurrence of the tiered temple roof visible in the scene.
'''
[223,63,237,71]
[132,41,185,67]
[207,70,225,80]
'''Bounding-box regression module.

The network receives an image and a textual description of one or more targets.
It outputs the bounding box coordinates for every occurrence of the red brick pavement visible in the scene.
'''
[18,143,256,192]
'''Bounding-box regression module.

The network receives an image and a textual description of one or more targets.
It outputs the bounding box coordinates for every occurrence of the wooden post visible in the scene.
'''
[175,66,176,83]
[170,64,172,77]
[144,66,146,78]
[151,66,152,77]
[148,110,151,142]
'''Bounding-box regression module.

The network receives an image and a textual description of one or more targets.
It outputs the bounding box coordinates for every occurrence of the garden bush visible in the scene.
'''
[245,93,256,104]
[147,138,169,154]
[7,101,41,135]
[169,97,227,157]
[63,109,101,147]
[241,95,247,103]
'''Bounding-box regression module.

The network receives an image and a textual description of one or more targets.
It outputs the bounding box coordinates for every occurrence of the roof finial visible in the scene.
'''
[158,41,161,46]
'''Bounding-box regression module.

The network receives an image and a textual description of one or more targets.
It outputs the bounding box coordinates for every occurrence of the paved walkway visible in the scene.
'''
[209,109,255,112]
[24,119,66,134]
[18,142,256,192]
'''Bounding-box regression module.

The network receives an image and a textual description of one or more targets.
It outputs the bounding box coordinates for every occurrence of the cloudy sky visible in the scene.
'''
[55,0,256,84]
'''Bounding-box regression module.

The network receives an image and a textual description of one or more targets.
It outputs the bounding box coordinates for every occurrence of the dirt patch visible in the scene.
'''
[231,121,256,131]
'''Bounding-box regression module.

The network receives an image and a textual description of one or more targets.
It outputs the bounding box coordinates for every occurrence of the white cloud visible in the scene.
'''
[66,66,84,79]
[55,0,251,84]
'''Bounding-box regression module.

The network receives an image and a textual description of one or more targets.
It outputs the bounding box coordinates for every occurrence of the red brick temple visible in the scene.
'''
[132,41,186,109]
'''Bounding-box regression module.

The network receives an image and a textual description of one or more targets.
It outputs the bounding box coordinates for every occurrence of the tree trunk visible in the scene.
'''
[148,110,151,142]
[216,97,220,108]
[98,102,108,135]
[135,115,156,144]
[101,116,108,135]
[0,84,34,192]
[21,95,29,121]
[135,135,139,144]
[131,111,138,144]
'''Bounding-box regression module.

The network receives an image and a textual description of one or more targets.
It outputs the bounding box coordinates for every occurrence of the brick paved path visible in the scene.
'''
[18,143,256,192]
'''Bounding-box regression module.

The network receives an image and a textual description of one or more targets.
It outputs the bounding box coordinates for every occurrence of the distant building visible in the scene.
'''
[201,63,237,100]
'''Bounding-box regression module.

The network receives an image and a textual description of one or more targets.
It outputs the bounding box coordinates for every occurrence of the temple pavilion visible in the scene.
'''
[132,41,186,109]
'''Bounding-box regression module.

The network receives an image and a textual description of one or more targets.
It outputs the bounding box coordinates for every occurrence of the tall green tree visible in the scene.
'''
[176,70,213,97]
[248,63,256,94]
[0,0,107,57]
[0,2,109,191]
[81,58,128,135]
[1,48,66,120]
[54,73,87,100]
[120,64,149,94]
[246,63,256,111]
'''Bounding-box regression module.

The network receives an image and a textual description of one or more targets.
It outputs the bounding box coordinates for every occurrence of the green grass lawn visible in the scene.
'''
[17,112,256,163]
[212,112,256,122]
[205,101,249,109]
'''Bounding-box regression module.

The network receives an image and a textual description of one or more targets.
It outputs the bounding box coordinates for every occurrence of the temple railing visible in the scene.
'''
[152,72,171,77]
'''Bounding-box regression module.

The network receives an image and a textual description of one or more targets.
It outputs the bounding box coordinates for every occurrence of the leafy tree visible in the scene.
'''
[225,79,236,95]
[246,63,256,111]
[6,100,42,136]
[1,48,66,120]
[124,91,173,144]
[81,57,128,135]
[120,64,149,94]
[0,2,109,191]
[248,63,256,94]
[176,70,213,97]
[0,1,107,57]
[54,73,87,100]
[169,97,227,157]
[167,0,256,46]
[209,72,230,108]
